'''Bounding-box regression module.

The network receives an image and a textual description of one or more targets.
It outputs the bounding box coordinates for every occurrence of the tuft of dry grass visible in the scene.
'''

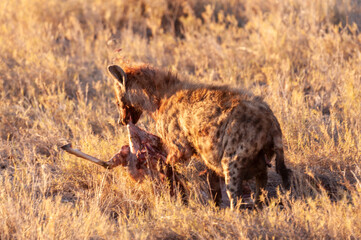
[1,0,361,239]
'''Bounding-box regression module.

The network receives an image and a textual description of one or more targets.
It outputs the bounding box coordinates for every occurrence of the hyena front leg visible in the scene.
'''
[222,160,243,210]
[163,164,188,204]
[207,169,222,206]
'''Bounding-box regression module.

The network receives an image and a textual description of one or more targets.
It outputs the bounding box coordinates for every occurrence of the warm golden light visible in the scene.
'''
[0,0,360,239]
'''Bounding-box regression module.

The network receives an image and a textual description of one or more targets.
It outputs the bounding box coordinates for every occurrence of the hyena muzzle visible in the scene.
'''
[108,64,292,209]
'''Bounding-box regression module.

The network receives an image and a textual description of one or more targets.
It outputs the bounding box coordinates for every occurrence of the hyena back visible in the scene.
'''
[108,64,291,208]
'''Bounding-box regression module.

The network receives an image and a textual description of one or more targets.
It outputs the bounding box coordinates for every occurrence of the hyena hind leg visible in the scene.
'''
[255,170,268,207]
[275,149,292,190]
[254,150,269,207]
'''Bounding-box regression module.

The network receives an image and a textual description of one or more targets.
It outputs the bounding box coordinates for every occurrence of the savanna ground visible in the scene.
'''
[1,0,361,239]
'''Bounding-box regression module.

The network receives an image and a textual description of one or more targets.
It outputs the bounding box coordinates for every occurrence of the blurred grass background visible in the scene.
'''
[0,0,361,239]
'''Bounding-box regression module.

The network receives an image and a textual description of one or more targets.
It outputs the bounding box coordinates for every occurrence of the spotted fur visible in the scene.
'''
[108,64,291,208]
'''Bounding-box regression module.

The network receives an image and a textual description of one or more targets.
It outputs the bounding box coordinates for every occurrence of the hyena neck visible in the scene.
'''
[152,69,189,94]
[128,66,190,113]
[155,78,188,99]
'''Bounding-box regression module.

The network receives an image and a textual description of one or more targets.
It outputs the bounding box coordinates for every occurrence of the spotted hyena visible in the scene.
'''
[108,64,292,208]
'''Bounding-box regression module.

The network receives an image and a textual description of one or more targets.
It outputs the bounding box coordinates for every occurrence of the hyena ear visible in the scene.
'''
[108,65,127,87]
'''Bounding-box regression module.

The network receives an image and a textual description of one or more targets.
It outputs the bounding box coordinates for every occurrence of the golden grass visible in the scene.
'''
[1,0,361,238]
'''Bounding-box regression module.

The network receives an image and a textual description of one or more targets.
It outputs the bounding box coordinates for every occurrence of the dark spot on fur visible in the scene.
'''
[186,91,193,101]
[253,118,261,125]
[237,133,244,142]
[216,130,221,138]
[240,114,247,123]
[177,95,185,103]
[216,107,221,114]
[246,116,253,123]
[256,125,263,134]
[170,108,179,118]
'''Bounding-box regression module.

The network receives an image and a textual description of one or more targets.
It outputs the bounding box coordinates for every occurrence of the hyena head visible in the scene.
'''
[108,65,143,125]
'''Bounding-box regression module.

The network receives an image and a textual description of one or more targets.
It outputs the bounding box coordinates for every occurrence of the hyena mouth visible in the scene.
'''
[119,106,143,125]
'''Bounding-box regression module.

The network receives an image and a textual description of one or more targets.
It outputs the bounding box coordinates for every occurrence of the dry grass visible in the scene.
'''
[1,0,361,239]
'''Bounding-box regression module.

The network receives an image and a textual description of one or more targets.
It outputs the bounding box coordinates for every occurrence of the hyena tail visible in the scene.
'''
[273,134,292,190]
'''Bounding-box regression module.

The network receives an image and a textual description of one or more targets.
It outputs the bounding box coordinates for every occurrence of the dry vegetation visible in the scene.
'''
[1,0,361,239]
